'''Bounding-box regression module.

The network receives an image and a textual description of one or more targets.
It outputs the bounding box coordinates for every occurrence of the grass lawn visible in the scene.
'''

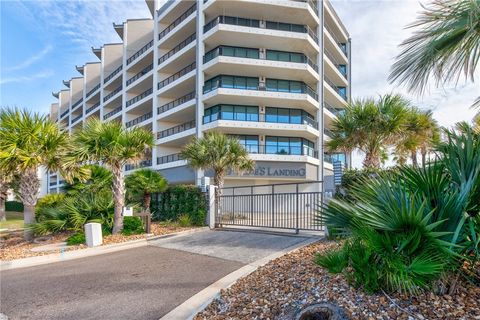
[0,211,24,231]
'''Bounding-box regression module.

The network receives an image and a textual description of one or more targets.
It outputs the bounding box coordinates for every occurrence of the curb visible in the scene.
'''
[160,236,321,320]
[1,227,209,271]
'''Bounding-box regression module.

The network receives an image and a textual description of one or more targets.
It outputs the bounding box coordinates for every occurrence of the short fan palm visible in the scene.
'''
[125,169,167,212]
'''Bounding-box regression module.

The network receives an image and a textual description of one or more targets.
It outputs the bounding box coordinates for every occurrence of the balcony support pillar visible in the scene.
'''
[195,1,205,186]
[316,1,325,194]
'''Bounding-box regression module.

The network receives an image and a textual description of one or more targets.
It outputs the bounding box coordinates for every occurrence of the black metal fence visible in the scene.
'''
[217,181,323,232]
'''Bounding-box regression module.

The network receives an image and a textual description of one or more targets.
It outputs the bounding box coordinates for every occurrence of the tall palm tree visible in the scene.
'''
[327,94,411,169]
[125,169,167,212]
[389,0,480,99]
[68,119,153,234]
[0,108,71,240]
[181,132,255,214]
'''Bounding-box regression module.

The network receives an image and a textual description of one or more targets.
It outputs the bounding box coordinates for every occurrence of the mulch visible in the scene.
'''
[195,241,480,320]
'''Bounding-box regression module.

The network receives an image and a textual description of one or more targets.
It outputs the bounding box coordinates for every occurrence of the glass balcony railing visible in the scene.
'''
[125,111,152,128]
[325,23,348,56]
[103,85,122,102]
[70,114,82,124]
[324,128,335,138]
[324,103,345,117]
[324,77,347,100]
[157,153,183,165]
[157,62,196,89]
[125,159,152,171]
[71,98,83,110]
[86,102,100,114]
[104,65,123,84]
[324,48,348,78]
[86,83,101,98]
[203,46,318,72]
[240,144,317,158]
[126,88,153,107]
[60,109,69,118]
[158,33,196,65]
[157,120,195,139]
[204,16,318,43]
[103,106,122,120]
[158,3,196,40]
[158,91,195,115]
[126,40,154,65]
[126,63,153,87]
[203,111,318,129]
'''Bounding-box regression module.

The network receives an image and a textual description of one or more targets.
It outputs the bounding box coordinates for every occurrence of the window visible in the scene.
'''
[265,137,315,156]
[204,105,259,123]
[232,135,259,153]
[266,50,307,64]
[204,75,259,93]
[264,107,315,126]
[265,78,308,94]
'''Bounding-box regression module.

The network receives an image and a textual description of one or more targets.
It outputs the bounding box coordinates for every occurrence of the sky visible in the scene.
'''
[0,0,478,166]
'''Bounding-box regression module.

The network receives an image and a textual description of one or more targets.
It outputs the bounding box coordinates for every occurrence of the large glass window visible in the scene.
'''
[231,135,259,153]
[203,75,259,93]
[265,137,315,156]
[266,50,306,64]
[264,107,315,127]
[203,105,259,123]
[265,78,314,96]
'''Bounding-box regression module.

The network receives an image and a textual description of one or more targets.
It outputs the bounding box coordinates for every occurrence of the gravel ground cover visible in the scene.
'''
[195,241,480,320]
[0,222,197,261]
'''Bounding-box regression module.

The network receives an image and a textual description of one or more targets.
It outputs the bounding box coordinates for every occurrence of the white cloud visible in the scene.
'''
[0,70,54,85]
[4,45,53,71]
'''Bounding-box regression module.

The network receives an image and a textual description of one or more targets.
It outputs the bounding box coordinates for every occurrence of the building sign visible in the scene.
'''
[227,162,311,178]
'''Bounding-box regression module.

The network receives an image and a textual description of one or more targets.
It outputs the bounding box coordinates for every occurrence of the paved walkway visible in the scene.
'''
[1,229,313,320]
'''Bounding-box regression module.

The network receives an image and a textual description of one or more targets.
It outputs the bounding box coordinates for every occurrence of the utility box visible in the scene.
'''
[84,222,103,247]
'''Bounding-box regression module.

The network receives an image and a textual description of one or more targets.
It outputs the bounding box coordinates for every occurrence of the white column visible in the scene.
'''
[316,1,325,194]
[195,1,205,186]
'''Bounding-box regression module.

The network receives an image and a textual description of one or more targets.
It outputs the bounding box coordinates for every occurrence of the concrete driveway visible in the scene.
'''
[1,229,313,320]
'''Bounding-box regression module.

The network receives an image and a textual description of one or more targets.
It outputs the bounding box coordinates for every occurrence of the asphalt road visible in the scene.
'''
[0,245,243,320]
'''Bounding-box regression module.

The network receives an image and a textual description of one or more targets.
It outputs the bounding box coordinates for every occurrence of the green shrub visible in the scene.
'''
[315,247,348,274]
[191,209,206,226]
[122,216,144,236]
[36,194,65,220]
[178,214,192,227]
[66,233,85,246]
[5,201,23,212]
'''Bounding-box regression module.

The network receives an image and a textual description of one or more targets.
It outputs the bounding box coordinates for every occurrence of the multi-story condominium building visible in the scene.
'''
[46,0,351,195]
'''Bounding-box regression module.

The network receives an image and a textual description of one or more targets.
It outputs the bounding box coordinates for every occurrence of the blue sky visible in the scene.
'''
[1,0,478,129]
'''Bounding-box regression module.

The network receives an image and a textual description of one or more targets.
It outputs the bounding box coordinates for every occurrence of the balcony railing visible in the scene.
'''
[158,91,195,115]
[203,45,318,72]
[49,181,57,186]
[86,83,101,98]
[157,62,196,89]
[325,23,347,55]
[324,128,335,138]
[127,40,154,65]
[125,159,152,171]
[158,33,196,65]
[157,120,195,139]
[157,153,183,165]
[71,98,83,110]
[104,65,123,84]
[125,111,152,128]
[241,144,317,158]
[204,16,318,43]
[292,0,318,13]
[103,106,122,120]
[86,102,100,114]
[103,85,122,102]
[60,109,69,118]
[126,88,153,107]
[71,114,82,124]
[158,3,196,40]
[203,112,318,129]
[324,103,345,117]
[126,63,153,87]
[324,77,347,100]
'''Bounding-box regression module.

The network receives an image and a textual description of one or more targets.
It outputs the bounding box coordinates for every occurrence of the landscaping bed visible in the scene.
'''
[195,241,480,320]
[0,222,198,261]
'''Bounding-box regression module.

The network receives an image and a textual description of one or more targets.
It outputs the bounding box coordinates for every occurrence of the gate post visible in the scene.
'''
[207,185,217,229]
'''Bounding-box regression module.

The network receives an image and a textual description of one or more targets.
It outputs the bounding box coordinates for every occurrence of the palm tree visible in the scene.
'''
[181,132,255,215]
[0,169,12,221]
[389,0,479,99]
[125,169,167,212]
[327,94,411,169]
[64,164,113,195]
[0,108,71,240]
[68,119,153,234]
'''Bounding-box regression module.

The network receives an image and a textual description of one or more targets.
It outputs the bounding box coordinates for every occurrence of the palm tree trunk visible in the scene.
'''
[411,151,418,167]
[363,152,380,169]
[421,147,427,167]
[213,172,224,225]
[111,164,125,234]
[0,198,6,222]
[19,168,40,241]
[143,192,151,213]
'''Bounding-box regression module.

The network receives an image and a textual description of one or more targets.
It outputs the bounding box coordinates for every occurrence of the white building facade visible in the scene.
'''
[46,0,351,195]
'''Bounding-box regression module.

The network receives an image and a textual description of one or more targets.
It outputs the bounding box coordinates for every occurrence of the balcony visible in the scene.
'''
[103,106,122,120]
[86,83,101,98]
[60,109,69,118]
[324,76,347,101]
[242,144,317,158]
[126,88,153,108]
[157,61,196,90]
[126,64,153,87]
[126,40,153,65]
[324,103,345,117]
[157,91,195,115]
[158,33,196,65]
[86,102,100,115]
[157,153,183,165]
[125,159,152,171]
[325,23,348,56]
[104,65,123,84]
[158,3,196,40]
[125,111,152,128]
[103,85,122,102]
[70,114,82,125]
[157,120,195,140]
[71,98,83,110]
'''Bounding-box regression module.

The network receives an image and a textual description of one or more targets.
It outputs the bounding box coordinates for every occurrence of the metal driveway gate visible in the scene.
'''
[216,181,323,232]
